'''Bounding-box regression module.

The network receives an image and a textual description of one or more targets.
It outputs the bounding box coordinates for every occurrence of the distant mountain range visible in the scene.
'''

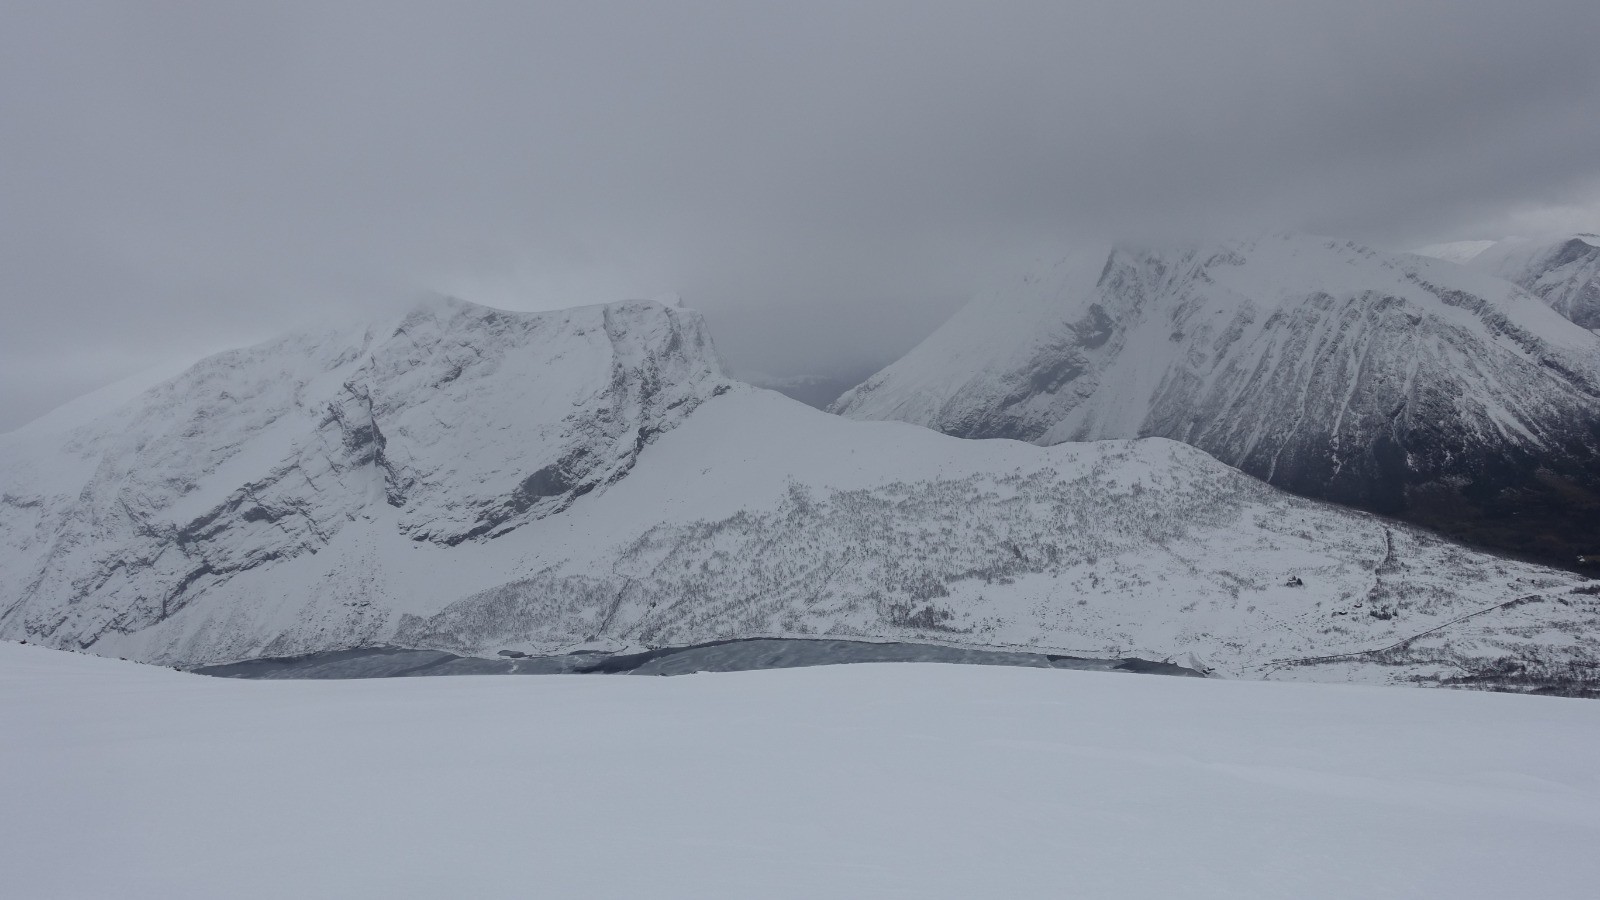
[1415,234,1600,330]
[835,234,1600,566]
[4,241,1599,691]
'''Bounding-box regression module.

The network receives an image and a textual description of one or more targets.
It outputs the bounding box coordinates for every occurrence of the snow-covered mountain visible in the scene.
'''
[0,297,729,656]
[3,294,1596,686]
[834,234,1600,565]
[1433,234,1600,331]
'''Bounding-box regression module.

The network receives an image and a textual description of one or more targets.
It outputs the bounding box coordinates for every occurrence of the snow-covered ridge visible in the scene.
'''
[1450,234,1600,330]
[834,234,1600,563]
[0,296,729,651]
[1409,239,1497,265]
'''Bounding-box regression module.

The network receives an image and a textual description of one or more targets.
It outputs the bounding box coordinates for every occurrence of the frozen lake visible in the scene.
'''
[193,636,1207,679]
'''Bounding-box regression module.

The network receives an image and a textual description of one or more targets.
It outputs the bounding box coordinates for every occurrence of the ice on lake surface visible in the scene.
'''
[192,636,1207,679]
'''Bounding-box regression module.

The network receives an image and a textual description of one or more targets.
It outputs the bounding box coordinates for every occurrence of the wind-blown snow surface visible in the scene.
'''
[1452,234,1600,331]
[4,643,1599,900]
[834,234,1600,563]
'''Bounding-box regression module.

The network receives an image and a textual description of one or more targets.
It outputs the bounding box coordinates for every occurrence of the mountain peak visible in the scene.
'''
[836,234,1600,564]
[1453,234,1600,330]
[0,296,732,652]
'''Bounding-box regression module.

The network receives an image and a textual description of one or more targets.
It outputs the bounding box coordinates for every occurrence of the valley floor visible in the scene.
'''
[3,642,1598,898]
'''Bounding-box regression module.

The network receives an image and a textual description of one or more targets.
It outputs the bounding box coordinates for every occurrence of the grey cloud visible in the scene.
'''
[4,0,1600,428]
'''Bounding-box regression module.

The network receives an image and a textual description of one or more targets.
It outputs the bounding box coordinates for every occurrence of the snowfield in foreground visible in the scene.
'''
[4,643,1598,900]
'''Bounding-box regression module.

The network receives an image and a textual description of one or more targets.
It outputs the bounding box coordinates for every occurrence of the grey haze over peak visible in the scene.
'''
[5,0,1600,430]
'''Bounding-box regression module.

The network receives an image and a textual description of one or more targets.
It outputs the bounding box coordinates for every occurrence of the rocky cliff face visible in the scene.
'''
[835,235,1600,563]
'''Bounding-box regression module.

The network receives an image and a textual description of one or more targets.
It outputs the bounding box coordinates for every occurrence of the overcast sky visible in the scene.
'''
[4,1,1600,430]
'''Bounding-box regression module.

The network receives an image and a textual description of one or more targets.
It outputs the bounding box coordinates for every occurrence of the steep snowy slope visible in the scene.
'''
[3,293,1595,686]
[1455,234,1600,330]
[835,234,1600,564]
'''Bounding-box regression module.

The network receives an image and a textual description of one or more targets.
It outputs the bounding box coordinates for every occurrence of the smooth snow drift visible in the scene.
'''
[4,642,1598,899]
[835,234,1600,564]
